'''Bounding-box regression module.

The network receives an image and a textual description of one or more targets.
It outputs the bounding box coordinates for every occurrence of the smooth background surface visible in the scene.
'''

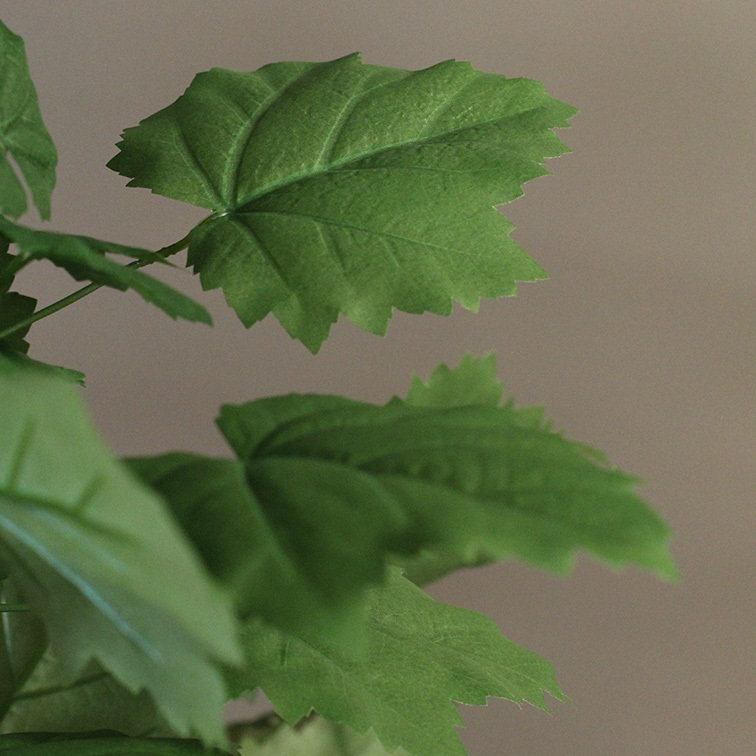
[2,2,754,754]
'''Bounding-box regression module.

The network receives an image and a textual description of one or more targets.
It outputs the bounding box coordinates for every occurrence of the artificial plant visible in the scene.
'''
[0,19,676,756]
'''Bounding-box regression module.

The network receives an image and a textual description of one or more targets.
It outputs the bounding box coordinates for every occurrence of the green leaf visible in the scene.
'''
[216,386,677,585]
[0,291,36,353]
[0,577,46,717]
[0,20,57,220]
[0,732,228,754]
[0,217,211,324]
[401,352,503,408]
[1,650,168,737]
[108,54,575,350]
[239,715,404,756]
[0,350,85,385]
[0,358,240,743]
[127,451,413,647]
[395,353,549,583]
[134,368,673,646]
[228,568,564,756]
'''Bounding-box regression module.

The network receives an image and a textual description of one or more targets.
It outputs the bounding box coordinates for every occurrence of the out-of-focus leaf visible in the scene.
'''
[0,357,240,743]
[238,714,404,755]
[0,20,57,219]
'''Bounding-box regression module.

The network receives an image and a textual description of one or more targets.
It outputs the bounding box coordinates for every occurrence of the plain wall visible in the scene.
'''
[1,2,753,754]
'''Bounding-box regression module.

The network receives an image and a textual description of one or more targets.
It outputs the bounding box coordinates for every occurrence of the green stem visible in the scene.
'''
[0,229,199,343]
[11,671,108,703]
[0,604,30,613]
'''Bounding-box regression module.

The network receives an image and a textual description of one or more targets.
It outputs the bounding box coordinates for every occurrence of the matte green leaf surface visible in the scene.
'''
[108,54,575,349]
[131,358,673,649]
[217,380,677,585]
[0,20,57,220]
[0,218,211,324]
[228,568,564,756]
[0,359,240,743]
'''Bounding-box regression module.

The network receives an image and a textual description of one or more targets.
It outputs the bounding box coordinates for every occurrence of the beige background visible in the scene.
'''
[2,1,754,754]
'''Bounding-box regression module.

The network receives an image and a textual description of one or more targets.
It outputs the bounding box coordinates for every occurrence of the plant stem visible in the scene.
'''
[11,671,109,702]
[0,229,198,343]
[0,604,30,613]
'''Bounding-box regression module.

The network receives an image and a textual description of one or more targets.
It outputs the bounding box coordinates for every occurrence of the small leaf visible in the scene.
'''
[108,55,575,350]
[0,291,36,353]
[0,358,240,743]
[0,732,227,754]
[228,568,564,756]
[239,715,403,755]
[1,651,167,737]
[0,217,211,324]
[0,577,46,717]
[0,350,85,385]
[401,353,503,408]
[0,20,57,219]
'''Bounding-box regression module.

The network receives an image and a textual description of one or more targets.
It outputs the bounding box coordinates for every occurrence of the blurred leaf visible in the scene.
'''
[0,20,57,219]
[217,384,677,585]
[238,714,403,755]
[0,350,85,385]
[0,291,35,353]
[1,651,168,737]
[0,358,239,743]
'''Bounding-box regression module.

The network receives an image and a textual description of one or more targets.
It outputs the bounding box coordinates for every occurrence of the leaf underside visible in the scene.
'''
[0,359,239,743]
[228,568,564,756]
[108,54,576,350]
[0,20,57,220]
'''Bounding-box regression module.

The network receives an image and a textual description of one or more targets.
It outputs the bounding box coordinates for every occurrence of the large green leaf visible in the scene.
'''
[0,217,211,324]
[0,732,228,754]
[217,383,677,584]
[227,568,564,756]
[130,359,673,647]
[0,20,57,220]
[0,358,240,743]
[108,54,575,350]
